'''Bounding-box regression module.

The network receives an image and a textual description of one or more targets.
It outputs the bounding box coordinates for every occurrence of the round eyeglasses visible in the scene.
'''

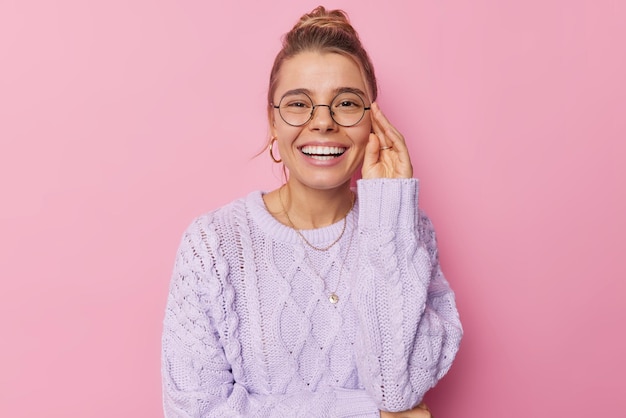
[272,91,371,127]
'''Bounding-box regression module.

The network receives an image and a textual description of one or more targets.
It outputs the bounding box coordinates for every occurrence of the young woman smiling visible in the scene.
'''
[161,6,462,417]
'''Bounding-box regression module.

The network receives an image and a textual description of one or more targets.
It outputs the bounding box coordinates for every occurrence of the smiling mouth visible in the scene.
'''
[300,145,347,160]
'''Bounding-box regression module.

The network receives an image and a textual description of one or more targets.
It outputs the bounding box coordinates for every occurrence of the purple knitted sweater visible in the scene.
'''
[161,178,462,417]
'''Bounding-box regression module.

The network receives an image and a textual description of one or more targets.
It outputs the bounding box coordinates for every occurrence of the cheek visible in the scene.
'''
[352,125,372,147]
[275,126,302,150]
[347,129,370,165]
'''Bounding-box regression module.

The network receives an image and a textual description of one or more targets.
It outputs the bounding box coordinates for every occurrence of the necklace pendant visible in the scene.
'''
[329,293,339,304]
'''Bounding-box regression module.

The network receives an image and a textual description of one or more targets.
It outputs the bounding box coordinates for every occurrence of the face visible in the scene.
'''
[269,51,372,192]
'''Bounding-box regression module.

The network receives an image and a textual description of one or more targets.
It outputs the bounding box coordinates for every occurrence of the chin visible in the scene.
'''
[300,178,353,191]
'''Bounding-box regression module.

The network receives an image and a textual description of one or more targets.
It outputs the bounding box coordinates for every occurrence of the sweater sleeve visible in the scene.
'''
[161,217,382,418]
[353,178,463,412]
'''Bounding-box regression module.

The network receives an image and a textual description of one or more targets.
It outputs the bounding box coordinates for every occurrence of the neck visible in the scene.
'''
[280,182,354,230]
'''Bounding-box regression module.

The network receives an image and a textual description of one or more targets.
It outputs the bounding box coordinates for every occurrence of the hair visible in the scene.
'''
[267,6,378,109]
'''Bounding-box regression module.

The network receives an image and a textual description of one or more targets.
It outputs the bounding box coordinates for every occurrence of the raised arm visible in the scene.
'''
[352,178,463,412]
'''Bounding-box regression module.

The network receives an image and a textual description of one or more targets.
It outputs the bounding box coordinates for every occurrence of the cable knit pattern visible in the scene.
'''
[162,178,462,417]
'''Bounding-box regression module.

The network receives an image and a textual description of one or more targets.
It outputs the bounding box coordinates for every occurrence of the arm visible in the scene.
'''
[162,217,382,418]
[352,179,462,412]
[355,104,462,412]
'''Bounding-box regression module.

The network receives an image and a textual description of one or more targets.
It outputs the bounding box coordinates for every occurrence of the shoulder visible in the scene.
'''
[175,191,263,253]
[186,191,262,234]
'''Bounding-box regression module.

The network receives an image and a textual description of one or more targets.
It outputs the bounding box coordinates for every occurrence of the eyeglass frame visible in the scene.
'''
[271,91,371,127]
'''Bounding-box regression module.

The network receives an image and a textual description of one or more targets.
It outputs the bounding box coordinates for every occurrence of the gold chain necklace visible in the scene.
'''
[278,185,356,303]
[298,217,355,304]
[309,226,355,304]
[279,186,355,252]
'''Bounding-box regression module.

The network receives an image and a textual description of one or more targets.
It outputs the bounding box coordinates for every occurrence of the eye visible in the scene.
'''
[286,101,310,108]
[280,94,312,110]
[333,93,364,111]
[336,100,360,108]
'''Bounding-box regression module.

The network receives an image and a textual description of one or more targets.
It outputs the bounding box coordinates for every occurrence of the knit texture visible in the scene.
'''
[161,178,462,417]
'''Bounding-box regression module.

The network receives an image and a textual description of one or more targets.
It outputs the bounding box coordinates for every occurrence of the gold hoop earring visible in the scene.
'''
[269,137,282,163]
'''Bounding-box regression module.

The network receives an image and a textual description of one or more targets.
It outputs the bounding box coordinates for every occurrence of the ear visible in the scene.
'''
[268,105,278,137]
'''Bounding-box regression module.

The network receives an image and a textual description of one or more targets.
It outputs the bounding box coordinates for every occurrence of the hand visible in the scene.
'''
[361,102,413,179]
[380,402,433,418]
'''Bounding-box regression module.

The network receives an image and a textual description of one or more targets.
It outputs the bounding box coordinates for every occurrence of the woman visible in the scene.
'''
[161,6,462,417]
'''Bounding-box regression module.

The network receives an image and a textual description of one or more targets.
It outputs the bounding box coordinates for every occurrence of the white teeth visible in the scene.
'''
[301,145,346,156]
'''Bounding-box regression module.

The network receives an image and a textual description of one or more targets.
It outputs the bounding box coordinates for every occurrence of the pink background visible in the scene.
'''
[1,1,624,417]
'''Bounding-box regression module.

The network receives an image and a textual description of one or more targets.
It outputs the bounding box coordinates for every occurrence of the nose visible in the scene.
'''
[309,104,336,131]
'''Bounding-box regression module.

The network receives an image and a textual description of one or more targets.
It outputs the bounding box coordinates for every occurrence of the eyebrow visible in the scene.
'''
[281,87,368,99]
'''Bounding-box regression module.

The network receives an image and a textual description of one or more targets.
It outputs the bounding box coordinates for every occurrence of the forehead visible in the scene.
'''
[275,51,368,99]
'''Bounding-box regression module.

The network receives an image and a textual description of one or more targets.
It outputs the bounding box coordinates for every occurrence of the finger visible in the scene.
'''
[372,102,404,141]
[417,402,429,411]
[416,402,432,418]
[371,103,414,176]
[371,103,408,153]
[370,105,390,149]
[370,103,396,150]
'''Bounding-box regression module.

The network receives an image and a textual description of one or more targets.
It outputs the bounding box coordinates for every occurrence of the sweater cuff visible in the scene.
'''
[333,388,380,417]
[356,178,419,230]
